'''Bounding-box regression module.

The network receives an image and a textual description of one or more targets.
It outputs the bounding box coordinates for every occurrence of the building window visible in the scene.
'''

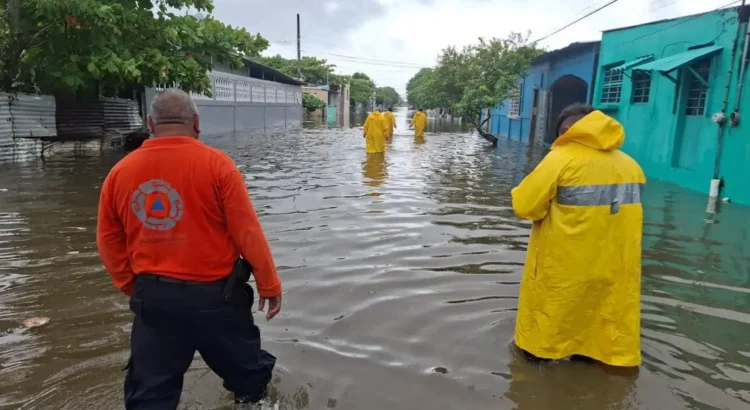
[600,67,623,104]
[685,59,711,116]
[631,71,651,104]
[508,85,521,118]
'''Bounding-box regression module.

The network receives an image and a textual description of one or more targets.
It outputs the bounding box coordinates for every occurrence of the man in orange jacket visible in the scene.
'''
[96,88,282,409]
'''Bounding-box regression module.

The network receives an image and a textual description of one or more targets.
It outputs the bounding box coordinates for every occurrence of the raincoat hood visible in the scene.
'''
[553,110,624,152]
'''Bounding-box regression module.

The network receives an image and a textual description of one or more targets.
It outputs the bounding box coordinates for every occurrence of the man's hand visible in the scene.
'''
[259,294,282,321]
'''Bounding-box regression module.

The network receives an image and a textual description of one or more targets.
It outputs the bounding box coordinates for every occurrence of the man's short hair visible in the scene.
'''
[150,88,199,125]
[555,103,595,136]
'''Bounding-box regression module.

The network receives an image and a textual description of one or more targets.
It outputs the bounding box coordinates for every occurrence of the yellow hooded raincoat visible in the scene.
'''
[384,111,396,139]
[363,110,389,153]
[511,111,645,367]
[411,111,427,137]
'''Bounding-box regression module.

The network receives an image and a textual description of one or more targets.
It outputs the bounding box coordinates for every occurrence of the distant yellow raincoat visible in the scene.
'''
[363,110,389,153]
[411,111,427,137]
[384,111,396,139]
[512,111,645,367]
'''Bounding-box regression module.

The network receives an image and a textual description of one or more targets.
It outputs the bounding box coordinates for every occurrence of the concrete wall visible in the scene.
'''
[594,8,750,205]
[146,70,302,136]
[485,43,599,145]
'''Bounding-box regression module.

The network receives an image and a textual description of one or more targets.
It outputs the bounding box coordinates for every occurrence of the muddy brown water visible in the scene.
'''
[1,109,750,409]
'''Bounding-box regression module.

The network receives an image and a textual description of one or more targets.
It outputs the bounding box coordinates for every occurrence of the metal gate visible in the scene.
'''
[534,89,549,144]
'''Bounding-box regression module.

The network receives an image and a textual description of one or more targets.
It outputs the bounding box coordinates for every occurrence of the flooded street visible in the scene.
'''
[1,109,750,410]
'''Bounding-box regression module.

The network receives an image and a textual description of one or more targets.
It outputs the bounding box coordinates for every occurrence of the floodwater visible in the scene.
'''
[1,108,750,410]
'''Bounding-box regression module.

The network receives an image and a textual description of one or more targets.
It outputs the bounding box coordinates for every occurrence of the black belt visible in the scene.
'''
[138,273,229,285]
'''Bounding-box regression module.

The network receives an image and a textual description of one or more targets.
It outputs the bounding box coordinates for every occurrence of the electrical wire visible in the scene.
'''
[530,0,621,45]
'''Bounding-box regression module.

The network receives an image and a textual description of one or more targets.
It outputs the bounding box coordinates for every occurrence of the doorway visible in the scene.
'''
[546,75,589,143]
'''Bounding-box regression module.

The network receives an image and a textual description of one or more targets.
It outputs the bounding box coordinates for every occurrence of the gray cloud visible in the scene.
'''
[212,0,388,46]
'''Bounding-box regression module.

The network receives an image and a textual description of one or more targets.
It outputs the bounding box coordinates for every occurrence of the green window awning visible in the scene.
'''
[634,45,723,74]
[610,55,654,73]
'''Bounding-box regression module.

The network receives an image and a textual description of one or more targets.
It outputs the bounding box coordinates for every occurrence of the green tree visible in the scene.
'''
[350,76,375,107]
[302,92,326,112]
[406,67,436,108]
[404,32,542,127]
[1,0,267,95]
[456,34,542,127]
[257,55,343,85]
[375,86,401,108]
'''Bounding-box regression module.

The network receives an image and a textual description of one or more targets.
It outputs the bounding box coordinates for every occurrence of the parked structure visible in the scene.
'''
[146,58,304,136]
[593,6,750,206]
[485,41,600,145]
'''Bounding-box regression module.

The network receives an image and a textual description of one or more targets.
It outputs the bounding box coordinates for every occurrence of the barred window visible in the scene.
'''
[600,67,623,104]
[295,92,302,104]
[236,81,251,102]
[685,59,711,116]
[508,85,521,118]
[631,71,651,104]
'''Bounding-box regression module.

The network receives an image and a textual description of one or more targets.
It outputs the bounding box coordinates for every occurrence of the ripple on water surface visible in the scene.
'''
[0,112,749,409]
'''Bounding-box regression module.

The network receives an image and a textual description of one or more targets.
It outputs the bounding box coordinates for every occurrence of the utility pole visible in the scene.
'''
[296,14,302,80]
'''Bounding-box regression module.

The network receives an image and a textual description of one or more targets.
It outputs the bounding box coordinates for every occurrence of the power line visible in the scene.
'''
[530,0,621,45]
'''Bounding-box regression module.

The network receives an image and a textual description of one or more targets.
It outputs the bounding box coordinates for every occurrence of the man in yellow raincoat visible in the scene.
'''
[410,108,427,137]
[511,104,645,368]
[363,107,389,153]
[384,107,397,140]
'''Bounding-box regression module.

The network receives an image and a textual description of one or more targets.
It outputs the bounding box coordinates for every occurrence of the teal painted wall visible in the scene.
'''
[327,106,337,124]
[594,8,750,206]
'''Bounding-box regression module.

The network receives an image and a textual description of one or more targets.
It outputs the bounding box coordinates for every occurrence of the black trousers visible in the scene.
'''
[124,275,276,410]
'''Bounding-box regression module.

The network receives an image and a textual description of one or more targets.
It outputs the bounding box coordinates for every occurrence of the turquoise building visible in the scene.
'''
[593,6,750,206]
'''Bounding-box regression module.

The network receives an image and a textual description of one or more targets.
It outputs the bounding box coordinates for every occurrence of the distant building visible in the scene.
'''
[593,6,750,205]
[303,86,329,120]
[485,41,601,145]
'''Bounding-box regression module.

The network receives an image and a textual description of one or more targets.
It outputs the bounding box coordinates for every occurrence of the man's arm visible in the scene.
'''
[96,173,136,296]
[218,159,282,300]
[511,151,564,221]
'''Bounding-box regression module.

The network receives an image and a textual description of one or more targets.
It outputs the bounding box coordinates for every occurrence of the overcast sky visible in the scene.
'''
[211,0,738,96]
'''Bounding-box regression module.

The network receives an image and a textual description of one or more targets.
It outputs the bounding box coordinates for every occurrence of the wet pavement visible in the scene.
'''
[1,109,750,409]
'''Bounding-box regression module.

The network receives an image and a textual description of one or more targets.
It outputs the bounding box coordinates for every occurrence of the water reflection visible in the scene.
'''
[362,153,387,188]
[0,128,749,409]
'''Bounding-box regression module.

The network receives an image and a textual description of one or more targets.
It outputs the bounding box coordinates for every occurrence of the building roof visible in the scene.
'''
[603,5,748,33]
[243,58,305,86]
[532,41,601,65]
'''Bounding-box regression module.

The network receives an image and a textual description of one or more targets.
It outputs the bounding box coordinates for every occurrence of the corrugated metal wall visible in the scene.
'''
[56,97,142,140]
[0,93,56,162]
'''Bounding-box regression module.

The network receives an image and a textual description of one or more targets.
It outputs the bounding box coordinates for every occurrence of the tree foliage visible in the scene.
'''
[405,32,542,125]
[1,0,268,95]
[302,92,326,113]
[375,86,401,108]
[257,55,349,85]
[349,72,375,106]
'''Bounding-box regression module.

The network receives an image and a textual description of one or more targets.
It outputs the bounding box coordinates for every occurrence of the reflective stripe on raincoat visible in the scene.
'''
[363,111,389,153]
[384,111,396,138]
[511,111,645,367]
[411,111,427,137]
